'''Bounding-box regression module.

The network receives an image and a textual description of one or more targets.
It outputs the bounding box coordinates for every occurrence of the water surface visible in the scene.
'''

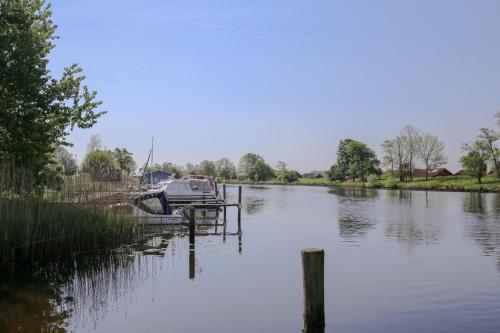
[2,186,500,332]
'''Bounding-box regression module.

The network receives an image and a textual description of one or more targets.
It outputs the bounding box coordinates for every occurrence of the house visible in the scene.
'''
[412,168,453,178]
[454,170,465,176]
[141,170,174,184]
[303,171,326,179]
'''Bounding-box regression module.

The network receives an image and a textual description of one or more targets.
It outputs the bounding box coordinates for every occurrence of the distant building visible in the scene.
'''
[412,168,453,178]
[454,170,465,176]
[303,171,326,179]
[141,170,174,184]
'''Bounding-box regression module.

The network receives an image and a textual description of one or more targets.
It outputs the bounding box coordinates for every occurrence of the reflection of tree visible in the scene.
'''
[245,196,265,215]
[0,274,71,332]
[462,193,500,261]
[329,187,379,199]
[384,191,440,252]
[333,188,378,240]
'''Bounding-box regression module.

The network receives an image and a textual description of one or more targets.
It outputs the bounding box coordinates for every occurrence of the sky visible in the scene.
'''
[49,0,500,173]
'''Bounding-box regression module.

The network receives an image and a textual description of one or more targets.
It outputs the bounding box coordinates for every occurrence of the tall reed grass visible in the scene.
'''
[0,156,140,265]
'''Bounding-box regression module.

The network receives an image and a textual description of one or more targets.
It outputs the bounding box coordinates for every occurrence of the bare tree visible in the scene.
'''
[417,133,447,181]
[87,134,102,153]
[401,126,421,181]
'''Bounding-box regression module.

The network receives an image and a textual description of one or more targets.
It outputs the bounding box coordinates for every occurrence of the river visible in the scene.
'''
[2,185,500,332]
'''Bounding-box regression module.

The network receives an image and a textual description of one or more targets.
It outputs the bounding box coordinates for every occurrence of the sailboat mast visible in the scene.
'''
[150,137,154,186]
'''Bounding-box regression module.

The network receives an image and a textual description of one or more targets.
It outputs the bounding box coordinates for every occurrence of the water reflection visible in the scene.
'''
[384,191,441,251]
[245,196,266,215]
[329,187,379,199]
[462,193,500,262]
[331,188,379,240]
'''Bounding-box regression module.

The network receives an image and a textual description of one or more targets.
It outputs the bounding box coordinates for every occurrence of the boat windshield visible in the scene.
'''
[188,180,212,193]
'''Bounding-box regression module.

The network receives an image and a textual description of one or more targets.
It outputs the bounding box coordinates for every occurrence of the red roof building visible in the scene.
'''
[412,168,453,178]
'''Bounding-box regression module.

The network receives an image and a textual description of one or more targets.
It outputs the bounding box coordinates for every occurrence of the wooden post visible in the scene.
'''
[302,248,325,333]
[189,207,195,246]
[237,185,242,234]
[223,184,227,223]
[189,244,195,280]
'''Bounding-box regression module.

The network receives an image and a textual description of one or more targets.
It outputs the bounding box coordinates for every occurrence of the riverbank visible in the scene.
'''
[223,175,500,193]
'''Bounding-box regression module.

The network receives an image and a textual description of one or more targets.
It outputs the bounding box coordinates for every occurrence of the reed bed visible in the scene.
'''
[0,157,140,265]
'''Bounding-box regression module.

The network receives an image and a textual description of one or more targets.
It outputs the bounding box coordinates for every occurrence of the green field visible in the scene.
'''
[224,175,500,192]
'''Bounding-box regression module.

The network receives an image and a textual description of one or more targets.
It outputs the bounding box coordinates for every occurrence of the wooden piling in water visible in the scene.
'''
[301,248,325,333]
[189,207,195,246]
[223,184,227,223]
[237,186,242,234]
[189,244,195,280]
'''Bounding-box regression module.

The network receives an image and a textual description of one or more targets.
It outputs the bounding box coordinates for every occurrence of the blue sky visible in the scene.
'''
[50,0,500,172]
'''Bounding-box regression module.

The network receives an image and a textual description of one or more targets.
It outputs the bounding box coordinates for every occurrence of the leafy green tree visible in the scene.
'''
[416,133,447,181]
[328,139,380,182]
[461,141,489,184]
[112,148,136,174]
[199,160,216,176]
[478,128,500,178]
[54,146,78,175]
[237,153,274,181]
[215,158,236,180]
[278,170,300,183]
[81,150,120,181]
[0,1,105,182]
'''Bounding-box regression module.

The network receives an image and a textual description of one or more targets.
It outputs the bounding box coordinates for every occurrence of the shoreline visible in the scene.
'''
[222,177,500,194]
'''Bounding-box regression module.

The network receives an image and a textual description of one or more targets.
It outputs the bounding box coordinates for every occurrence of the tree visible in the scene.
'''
[328,139,380,182]
[199,160,216,176]
[0,1,105,182]
[215,158,236,180]
[461,141,489,184]
[81,150,120,181]
[381,140,395,172]
[478,128,500,178]
[87,134,102,154]
[54,146,78,175]
[112,148,136,174]
[237,153,274,181]
[416,133,447,181]
[401,126,421,181]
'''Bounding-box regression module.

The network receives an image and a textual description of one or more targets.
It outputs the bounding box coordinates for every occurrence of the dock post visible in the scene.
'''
[223,184,227,223]
[237,185,242,235]
[189,245,195,280]
[302,248,325,333]
[189,207,195,246]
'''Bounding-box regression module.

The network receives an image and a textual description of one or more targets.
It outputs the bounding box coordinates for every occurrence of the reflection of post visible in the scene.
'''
[237,186,242,235]
[302,248,325,333]
[189,244,195,280]
[223,184,227,223]
[189,207,195,246]
[238,232,242,254]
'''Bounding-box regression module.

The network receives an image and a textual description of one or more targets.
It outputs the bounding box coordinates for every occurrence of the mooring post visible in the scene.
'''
[189,207,195,246]
[223,184,227,223]
[237,185,242,235]
[189,244,195,280]
[302,248,325,333]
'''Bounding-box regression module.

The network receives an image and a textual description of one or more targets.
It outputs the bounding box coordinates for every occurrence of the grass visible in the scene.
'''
[0,158,140,265]
[223,175,500,192]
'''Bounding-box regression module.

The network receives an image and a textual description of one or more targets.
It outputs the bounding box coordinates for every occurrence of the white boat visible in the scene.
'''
[132,175,220,224]
[155,175,218,202]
